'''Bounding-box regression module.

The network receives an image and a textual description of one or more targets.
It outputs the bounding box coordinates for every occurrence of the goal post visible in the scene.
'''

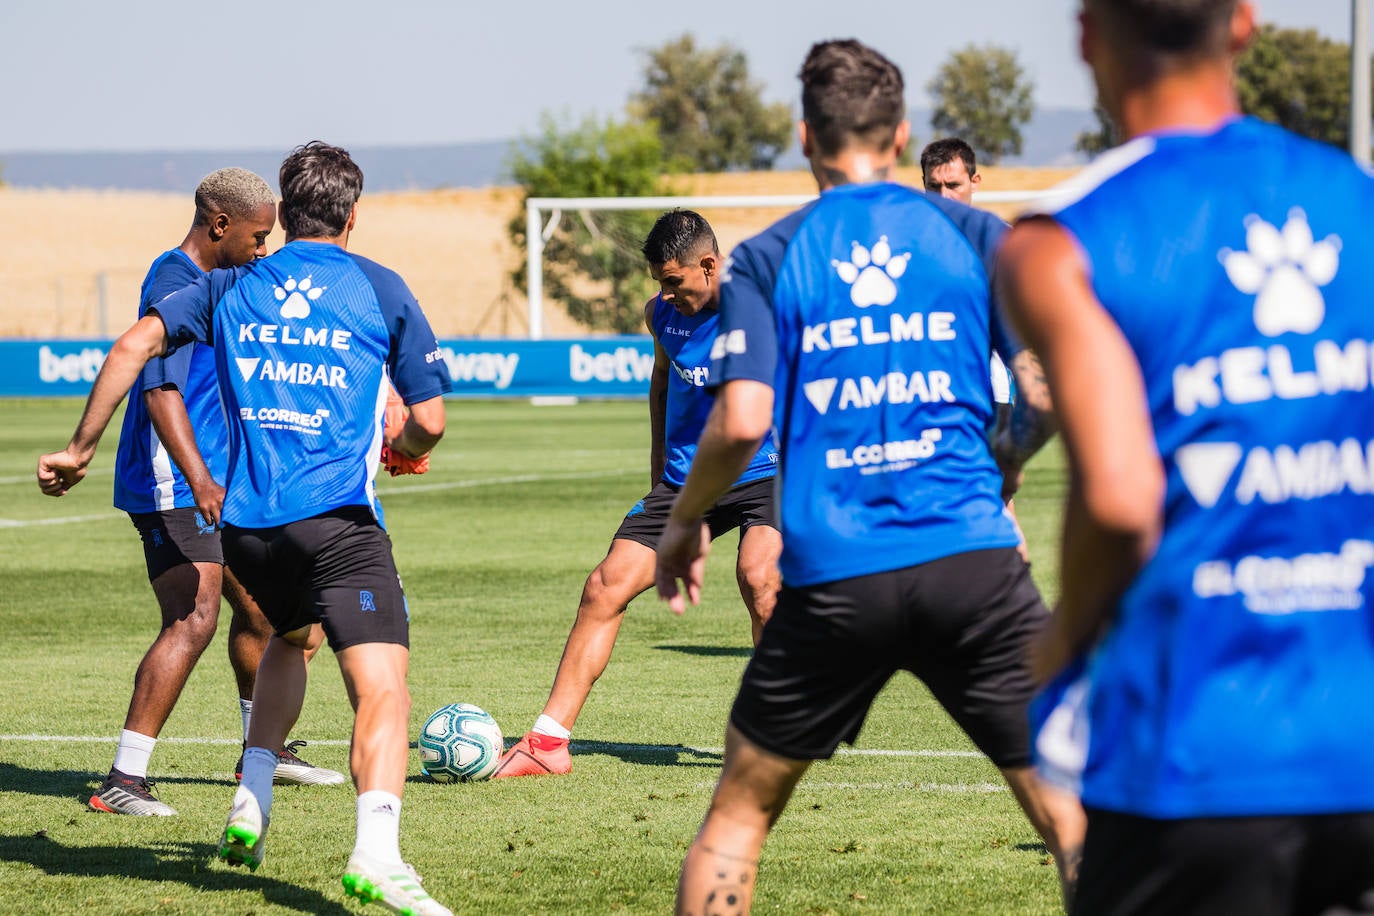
[523,192,1050,339]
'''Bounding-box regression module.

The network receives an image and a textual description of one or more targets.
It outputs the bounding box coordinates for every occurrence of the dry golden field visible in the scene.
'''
[0,166,1075,339]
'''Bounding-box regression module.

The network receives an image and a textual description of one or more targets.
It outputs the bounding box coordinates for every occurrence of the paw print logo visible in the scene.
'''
[833,237,911,308]
[274,276,325,319]
[1220,209,1340,337]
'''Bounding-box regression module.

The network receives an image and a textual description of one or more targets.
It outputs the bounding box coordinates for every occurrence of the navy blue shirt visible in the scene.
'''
[113,249,228,513]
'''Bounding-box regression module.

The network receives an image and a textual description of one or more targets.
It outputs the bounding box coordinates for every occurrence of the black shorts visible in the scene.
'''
[1074,808,1374,916]
[730,547,1044,767]
[128,508,222,581]
[614,477,775,549]
[222,507,409,652]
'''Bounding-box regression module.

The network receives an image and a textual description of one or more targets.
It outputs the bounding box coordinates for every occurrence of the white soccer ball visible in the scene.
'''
[418,703,504,782]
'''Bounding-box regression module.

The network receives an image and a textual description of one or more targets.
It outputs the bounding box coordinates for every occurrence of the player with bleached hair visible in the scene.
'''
[91,167,342,819]
[38,143,453,915]
[999,0,1374,911]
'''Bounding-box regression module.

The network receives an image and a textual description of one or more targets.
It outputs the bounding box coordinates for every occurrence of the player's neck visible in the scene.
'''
[1115,64,1239,141]
[810,151,896,192]
[286,231,349,248]
[178,231,219,274]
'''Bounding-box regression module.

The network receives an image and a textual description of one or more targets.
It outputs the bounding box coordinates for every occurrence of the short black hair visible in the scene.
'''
[278,141,363,239]
[641,210,718,265]
[1087,0,1237,55]
[920,138,977,181]
[800,40,906,157]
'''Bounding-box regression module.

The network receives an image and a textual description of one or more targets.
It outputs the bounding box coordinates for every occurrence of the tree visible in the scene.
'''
[508,114,668,334]
[1075,103,1118,156]
[1237,25,1370,151]
[630,34,793,172]
[927,45,1034,165]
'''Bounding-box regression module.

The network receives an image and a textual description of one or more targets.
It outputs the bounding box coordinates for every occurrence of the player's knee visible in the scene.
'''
[736,558,780,605]
[579,565,632,618]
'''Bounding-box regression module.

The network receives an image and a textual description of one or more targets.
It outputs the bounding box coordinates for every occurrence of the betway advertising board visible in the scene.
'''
[0,338,655,399]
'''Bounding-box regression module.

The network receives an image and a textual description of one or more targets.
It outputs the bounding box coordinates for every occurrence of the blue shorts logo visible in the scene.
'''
[194,512,216,535]
[625,499,646,519]
[359,590,376,612]
[151,529,163,548]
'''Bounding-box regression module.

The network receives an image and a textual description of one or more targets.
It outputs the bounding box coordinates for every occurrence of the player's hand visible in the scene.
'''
[189,477,226,528]
[379,385,431,476]
[655,516,711,615]
[36,449,89,497]
[380,444,430,477]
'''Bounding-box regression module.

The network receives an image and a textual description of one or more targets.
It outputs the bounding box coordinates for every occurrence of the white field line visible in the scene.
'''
[0,468,640,528]
[1,734,983,760]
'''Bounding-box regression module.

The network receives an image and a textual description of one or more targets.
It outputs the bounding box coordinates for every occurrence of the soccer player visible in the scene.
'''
[921,138,1019,507]
[37,142,453,915]
[493,209,781,779]
[997,1,1374,912]
[920,137,981,204]
[655,40,1082,913]
[91,168,343,818]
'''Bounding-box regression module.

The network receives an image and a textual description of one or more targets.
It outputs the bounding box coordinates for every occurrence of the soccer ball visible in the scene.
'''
[418,703,504,782]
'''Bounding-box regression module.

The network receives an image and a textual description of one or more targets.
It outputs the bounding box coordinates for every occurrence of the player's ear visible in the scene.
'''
[1230,1,1257,53]
[698,252,717,277]
[971,171,982,189]
[893,120,911,160]
[798,121,812,158]
[344,205,358,235]
[210,212,230,241]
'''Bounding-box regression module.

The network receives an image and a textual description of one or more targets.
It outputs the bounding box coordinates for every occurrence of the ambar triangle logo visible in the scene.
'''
[235,357,261,381]
[1176,442,1243,509]
[804,378,838,415]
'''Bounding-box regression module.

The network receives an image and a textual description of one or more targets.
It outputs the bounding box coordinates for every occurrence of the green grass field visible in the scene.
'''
[0,398,1068,915]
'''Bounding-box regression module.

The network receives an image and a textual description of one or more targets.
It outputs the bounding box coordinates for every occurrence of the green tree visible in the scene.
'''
[1237,25,1369,151]
[1075,103,1118,156]
[508,114,668,334]
[630,34,793,171]
[927,44,1034,165]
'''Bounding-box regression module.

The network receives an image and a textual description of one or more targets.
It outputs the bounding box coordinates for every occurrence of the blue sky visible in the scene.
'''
[0,1,1360,152]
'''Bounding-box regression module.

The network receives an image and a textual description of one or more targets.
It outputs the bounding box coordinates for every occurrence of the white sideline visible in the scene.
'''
[0,467,642,528]
[0,734,984,759]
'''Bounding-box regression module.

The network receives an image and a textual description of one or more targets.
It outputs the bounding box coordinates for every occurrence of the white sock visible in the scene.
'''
[237,746,277,821]
[239,698,253,744]
[532,715,570,740]
[354,790,403,864]
[112,729,157,779]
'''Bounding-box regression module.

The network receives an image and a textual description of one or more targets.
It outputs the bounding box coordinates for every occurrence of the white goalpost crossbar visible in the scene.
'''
[523,191,1051,339]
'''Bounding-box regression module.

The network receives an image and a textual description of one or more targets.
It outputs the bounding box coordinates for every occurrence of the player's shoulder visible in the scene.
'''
[141,249,204,309]
[343,251,416,303]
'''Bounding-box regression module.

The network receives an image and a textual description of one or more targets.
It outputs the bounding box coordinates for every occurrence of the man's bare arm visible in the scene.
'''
[647,300,669,487]
[37,315,169,496]
[388,395,445,458]
[996,218,1165,681]
[992,349,1058,499]
[146,385,224,525]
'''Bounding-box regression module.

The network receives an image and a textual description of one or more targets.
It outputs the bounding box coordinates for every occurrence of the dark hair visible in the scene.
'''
[799,40,906,157]
[641,209,719,265]
[920,138,977,180]
[1088,0,1236,55]
[278,141,363,239]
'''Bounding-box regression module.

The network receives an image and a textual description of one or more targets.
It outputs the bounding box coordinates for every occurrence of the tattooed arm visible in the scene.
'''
[991,348,1058,500]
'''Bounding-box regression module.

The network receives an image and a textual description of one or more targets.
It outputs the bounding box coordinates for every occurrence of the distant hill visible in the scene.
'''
[0,108,1096,192]
[0,140,513,193]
